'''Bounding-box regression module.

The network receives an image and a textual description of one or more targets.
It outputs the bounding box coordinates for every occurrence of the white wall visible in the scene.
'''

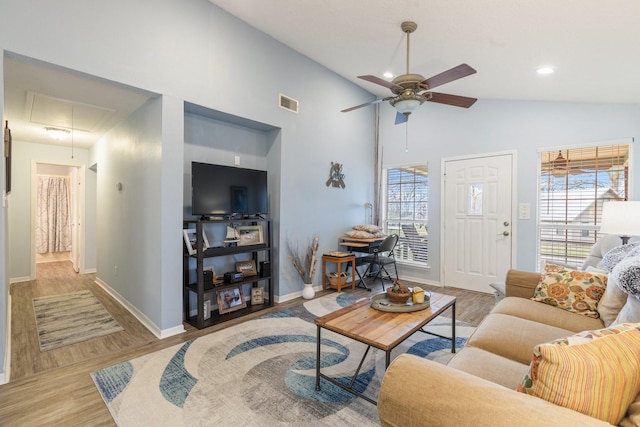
[8,141,94,280]
[379,99,640,282]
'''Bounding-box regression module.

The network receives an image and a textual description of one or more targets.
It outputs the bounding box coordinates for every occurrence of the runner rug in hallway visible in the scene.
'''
[33,290,123,351]
[91,292,474,426]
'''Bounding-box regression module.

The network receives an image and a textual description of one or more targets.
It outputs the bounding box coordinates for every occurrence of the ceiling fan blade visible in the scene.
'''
[427,92,477,108]
[422,64,477,90]
[395,112,408,125]
[341,98,384,113]
[358,75,402,90]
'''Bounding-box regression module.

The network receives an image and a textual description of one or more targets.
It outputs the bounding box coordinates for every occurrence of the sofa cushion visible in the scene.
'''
[465,313,576,365]
[492,297,604,332]
[597,275,630,327]
[518,323,640,425]
[447,346,529,389]
[531,264,607,318]
[614,295,640,324]
[620,393,640,427]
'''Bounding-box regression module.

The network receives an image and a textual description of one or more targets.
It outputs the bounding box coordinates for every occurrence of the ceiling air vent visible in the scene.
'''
[279,93,299,114]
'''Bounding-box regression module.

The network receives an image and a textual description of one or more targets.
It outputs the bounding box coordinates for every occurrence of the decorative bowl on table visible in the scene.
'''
[386,282,411,304]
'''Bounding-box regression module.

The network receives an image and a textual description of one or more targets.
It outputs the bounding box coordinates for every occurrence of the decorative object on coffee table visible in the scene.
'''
[386,281,411,304]
[370,292,431,313]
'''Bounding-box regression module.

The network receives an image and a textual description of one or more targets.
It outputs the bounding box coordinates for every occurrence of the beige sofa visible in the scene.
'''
[378,237,640,426]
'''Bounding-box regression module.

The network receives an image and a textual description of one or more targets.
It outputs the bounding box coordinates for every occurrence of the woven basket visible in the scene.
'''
[327,272,351,286]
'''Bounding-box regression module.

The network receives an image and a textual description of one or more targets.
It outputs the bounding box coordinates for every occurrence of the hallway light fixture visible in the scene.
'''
[45,127,70,140]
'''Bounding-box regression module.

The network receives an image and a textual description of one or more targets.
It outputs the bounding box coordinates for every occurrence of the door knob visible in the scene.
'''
[503,221,510,227]
[502,231,510,236]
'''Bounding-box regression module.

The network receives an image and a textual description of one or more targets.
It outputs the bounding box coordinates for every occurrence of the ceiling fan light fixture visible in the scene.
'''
[45,127,71,140]
[392,99,422,114]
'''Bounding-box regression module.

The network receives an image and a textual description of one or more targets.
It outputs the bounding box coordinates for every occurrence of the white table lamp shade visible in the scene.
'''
[600,201,640,237]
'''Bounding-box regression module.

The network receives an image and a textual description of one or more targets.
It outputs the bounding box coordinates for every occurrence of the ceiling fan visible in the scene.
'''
[341,21,478,125]
[543,150,585,177]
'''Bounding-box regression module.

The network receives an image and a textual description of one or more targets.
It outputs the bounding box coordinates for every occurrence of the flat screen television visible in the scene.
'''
[191,162,268,218]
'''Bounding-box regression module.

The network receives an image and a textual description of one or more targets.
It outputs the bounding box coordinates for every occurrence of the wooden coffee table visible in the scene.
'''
[314,291,456,404]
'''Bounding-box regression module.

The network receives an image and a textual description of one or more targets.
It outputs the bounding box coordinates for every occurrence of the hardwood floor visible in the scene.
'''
[0,262,496,426]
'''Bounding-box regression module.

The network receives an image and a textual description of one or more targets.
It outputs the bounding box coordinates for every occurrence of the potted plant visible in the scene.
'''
[288,236,319,299]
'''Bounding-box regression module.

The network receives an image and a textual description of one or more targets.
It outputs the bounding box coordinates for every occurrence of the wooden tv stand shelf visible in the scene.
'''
[183,218,275,329]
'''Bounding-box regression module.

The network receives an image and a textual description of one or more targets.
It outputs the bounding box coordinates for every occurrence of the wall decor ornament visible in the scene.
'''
[326,161,345,188]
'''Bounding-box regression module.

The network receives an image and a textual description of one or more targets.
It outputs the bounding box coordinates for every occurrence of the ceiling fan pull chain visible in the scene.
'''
[405,120,409,152]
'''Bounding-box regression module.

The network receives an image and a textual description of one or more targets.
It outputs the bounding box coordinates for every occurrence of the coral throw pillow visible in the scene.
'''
[518,323,640,425]
[531,264,607,318]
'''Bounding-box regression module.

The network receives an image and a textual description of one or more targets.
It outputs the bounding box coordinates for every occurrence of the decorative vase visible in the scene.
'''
[302,283,315,299]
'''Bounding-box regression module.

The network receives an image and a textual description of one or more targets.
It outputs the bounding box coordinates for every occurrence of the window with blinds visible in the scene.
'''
[538,143,630,269]
[384,165,429,265]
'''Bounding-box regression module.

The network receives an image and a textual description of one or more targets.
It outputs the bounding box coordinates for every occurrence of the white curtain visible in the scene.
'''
[36,176,72,254]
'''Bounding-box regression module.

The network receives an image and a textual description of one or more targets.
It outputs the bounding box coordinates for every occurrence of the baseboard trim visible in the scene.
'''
[398,274,442,287]
[275,284,323,304]
[9,276,31,284]
[94,278,185,340]
[1,294,12,385]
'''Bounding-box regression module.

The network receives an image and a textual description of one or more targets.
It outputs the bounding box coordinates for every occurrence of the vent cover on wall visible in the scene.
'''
[279,94,299,113]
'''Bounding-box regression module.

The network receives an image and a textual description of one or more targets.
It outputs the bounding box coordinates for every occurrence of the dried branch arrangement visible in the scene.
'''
[288,235,319,284]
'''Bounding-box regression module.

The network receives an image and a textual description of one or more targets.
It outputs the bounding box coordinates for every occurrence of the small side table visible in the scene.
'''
[322,253,356,293]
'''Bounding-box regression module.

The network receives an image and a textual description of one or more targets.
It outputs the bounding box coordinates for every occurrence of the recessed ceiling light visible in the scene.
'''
[536,66,555,75]
[383,71,394,79]
[45,127,71,140]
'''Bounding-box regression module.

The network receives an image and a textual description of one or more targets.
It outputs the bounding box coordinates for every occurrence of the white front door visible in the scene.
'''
[443,153,514,293]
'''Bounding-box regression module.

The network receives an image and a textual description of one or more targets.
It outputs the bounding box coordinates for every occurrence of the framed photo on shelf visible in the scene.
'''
[237,225,263,246]
[236,260,257,276]
[251,287,264,304]
[217,286,247,314]
[183,228,210,255]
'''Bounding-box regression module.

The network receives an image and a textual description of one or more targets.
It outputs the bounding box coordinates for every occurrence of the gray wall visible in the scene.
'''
[0,0,375,377]
[377,99,640,281]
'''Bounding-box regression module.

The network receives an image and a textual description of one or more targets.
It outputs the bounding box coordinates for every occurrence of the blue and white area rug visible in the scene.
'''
[91,292,474,426]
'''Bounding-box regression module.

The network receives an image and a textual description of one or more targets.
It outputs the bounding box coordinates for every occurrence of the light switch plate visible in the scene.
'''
[519,202,531,220]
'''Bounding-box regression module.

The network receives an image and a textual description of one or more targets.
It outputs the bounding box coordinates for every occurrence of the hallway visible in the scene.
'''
[9,261,156,380]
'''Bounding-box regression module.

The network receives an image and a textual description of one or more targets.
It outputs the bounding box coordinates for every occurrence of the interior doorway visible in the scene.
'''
[442,152,515,293]
[32,162,84,277]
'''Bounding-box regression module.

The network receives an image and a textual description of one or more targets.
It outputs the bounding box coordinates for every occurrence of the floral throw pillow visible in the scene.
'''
[531,264,607,318]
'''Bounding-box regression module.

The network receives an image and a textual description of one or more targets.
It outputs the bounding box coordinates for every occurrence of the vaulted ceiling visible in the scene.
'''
[5,1,640,149]
[209,0,640,104]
